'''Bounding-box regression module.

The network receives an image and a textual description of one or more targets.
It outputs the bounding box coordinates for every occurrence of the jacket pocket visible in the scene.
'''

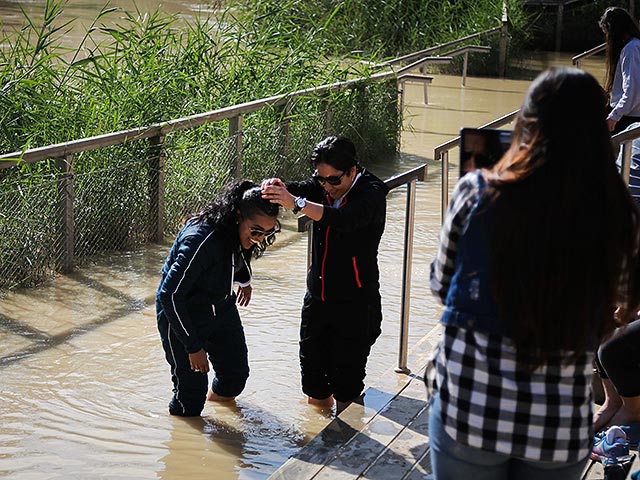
[352,257,363,288]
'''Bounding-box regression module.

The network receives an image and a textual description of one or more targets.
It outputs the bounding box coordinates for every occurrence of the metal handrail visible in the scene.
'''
[613,124,640,185]
[395,45,492,87]
[434,109,519,219]
[572,42,605,68]
[379,25,503,68]
[296,163,427,374]
[0,70,397,167]
[435,114,640,219]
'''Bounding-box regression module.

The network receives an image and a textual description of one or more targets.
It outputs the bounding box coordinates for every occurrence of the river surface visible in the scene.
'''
[0,2,609,479]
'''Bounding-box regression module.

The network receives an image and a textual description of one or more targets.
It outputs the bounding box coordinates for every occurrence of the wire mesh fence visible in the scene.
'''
[0,79,399,292]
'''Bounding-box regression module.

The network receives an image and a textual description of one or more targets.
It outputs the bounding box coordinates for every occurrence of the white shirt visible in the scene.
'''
[609,37,640,122]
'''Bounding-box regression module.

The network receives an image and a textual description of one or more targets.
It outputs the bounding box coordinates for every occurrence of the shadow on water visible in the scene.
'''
[0,270,156,367]
[160,401,315,479]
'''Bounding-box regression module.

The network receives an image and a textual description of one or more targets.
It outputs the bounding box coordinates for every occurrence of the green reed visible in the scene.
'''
[0,0,400,290]
[241,0,529,63]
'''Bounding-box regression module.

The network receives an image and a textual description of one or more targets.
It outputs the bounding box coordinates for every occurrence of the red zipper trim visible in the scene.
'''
[352,257,362,288]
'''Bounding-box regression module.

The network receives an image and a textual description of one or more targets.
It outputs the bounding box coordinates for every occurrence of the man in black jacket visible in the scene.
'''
[262,136,389,413]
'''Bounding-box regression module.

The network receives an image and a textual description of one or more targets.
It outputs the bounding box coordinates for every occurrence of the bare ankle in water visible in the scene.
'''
[308,395,334,408]
[206,389,235,402]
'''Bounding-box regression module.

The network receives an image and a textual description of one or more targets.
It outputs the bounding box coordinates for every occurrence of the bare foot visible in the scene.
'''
[594,399,622,431]
[206,389,235,402]
[308,395,334,409]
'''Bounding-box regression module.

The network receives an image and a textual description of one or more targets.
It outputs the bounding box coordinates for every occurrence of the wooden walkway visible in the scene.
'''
[268,324,640,480]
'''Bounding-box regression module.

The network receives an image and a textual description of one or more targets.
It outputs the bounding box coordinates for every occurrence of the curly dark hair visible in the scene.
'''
[190,180,280,258]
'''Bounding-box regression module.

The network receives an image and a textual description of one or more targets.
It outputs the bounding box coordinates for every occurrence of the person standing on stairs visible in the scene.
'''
[427,67,640,479]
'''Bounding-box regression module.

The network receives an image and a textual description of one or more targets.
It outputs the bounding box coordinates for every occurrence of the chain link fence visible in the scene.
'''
[0,80,399,292]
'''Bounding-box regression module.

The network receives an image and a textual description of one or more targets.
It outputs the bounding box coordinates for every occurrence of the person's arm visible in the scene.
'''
[317,186,386,231]
[261,180,325,219]
[261,177,323,202]
[430,175,479,303]
[609,42,640,126]
[234,251,252,307]
[157,231,217,354]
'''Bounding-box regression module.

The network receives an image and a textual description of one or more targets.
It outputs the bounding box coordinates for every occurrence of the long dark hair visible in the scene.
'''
[599,7,640,96]
[190,180,280,258]
[486,67,640,363]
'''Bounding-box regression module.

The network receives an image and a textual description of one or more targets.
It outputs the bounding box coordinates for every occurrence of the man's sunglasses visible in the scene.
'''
[312,170,346,186]
[249,225,280,240]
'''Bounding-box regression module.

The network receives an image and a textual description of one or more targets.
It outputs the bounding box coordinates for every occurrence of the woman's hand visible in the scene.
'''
[236,284,252,306]
[189,349,209,373]
[608,118,617,132]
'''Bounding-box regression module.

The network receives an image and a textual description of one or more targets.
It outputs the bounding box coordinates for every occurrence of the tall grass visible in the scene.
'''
[0,0,400,291]
[241,0,529,63]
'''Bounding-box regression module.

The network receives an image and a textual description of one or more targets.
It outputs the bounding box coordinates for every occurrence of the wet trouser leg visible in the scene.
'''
[158,314,208,416]
[157,304,249,416]
[205,306,249,398]
[300,294,382,403]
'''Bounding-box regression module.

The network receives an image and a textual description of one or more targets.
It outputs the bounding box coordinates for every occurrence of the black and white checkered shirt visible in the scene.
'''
[428,172,594,462]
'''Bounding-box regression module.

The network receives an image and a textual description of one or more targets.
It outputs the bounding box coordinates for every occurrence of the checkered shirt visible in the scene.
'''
[428,172,594,462]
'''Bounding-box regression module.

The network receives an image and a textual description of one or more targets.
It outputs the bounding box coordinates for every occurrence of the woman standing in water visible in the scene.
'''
[600,6,640,134]
[428,67,640,479]
[156,180,280,417]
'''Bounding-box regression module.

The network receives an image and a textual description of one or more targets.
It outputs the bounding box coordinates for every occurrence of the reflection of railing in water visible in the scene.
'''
[297,164,426,374]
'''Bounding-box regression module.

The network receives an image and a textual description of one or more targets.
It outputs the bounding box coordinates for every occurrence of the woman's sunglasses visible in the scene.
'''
[249,225,280,240]
[312,170,346,186]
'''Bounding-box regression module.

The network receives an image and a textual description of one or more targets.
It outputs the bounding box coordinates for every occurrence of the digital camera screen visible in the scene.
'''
[460,128,512,177]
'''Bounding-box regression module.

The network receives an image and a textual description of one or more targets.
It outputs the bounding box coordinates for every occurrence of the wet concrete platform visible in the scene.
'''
[269,322,640,480]
[268,326,438,480]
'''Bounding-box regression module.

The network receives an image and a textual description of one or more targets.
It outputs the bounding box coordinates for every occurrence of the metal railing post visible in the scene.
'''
[397,79,405,118]
[230,114,244,178]
[462,51,469,86]
[621,141,632,186]
[149,135,165,244]
[555,3,565,52]
[56,153,74,273]
[441,150,449,222]
[395,179,417,374]
[499,5,508,78]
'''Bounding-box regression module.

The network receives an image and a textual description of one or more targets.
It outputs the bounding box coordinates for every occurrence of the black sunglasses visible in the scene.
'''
[312,170,346,186]
[249,225,280,239]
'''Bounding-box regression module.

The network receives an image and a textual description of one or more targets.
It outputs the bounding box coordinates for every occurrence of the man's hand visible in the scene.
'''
[261,183,296,209]
[608,118,617,132]
[261,178,285,188]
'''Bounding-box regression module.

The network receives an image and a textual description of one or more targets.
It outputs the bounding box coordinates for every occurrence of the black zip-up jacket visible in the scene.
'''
[156,220,251,353]
[287,169,389,302]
